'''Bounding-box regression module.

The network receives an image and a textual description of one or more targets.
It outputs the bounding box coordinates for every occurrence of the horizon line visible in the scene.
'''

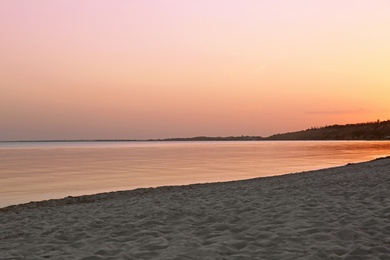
[0,135,266,143]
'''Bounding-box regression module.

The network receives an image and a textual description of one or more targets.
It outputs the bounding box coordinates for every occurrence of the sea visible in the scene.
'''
[0,140,389,208]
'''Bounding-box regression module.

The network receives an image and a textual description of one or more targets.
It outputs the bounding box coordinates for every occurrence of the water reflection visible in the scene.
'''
[0,141,389,207]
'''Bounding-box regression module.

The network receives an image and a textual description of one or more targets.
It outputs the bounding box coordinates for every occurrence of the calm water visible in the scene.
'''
[0,141,389,208]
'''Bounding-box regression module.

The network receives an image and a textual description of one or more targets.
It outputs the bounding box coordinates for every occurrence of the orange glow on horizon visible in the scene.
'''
[0,1,389,140]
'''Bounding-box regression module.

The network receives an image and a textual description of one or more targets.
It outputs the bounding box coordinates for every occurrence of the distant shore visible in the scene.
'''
[1,157,390,258]
[0,136,263,142]
[2,120,390,142]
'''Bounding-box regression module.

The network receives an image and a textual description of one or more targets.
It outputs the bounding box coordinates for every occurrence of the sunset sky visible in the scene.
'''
[1,1,389,141]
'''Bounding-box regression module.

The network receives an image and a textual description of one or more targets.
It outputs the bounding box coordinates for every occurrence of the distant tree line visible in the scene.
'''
[160,136,264,141]
[267,120,390,140]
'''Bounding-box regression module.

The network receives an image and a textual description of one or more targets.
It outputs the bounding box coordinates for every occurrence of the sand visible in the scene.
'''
[1,157,390,259]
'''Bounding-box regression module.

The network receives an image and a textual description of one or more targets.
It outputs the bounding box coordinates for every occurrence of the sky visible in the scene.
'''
[1,1,389,140]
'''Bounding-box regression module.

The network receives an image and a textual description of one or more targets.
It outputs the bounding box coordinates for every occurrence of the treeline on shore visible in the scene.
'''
[3,120,390,142]
[161,136,264,141]
[162,120,390,141]
[267,120,390,140]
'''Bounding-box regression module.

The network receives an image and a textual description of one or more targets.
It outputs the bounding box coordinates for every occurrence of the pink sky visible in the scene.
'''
[1,1,389,140]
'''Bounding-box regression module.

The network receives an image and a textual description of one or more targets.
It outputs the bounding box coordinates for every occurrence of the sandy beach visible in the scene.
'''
[1,157,390,259]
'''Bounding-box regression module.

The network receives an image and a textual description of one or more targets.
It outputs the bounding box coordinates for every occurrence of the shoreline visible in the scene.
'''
[1,156,388,212]
[2,140,388,210]
[1,157,390,258]
[2,139,390,143]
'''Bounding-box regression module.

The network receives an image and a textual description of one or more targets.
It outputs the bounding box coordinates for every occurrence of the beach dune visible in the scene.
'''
[1,157,390,259]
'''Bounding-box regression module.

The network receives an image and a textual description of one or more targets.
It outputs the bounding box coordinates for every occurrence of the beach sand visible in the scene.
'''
[1,157,390,259]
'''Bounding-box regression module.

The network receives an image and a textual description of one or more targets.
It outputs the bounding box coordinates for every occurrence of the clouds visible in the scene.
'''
[306,108,371,115]
[0,1,389,140]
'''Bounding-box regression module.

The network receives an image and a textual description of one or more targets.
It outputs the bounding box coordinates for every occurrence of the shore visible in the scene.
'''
[1,157,390,259]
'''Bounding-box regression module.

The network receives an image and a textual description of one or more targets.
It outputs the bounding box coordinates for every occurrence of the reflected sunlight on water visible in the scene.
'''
[0,141,389,207]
